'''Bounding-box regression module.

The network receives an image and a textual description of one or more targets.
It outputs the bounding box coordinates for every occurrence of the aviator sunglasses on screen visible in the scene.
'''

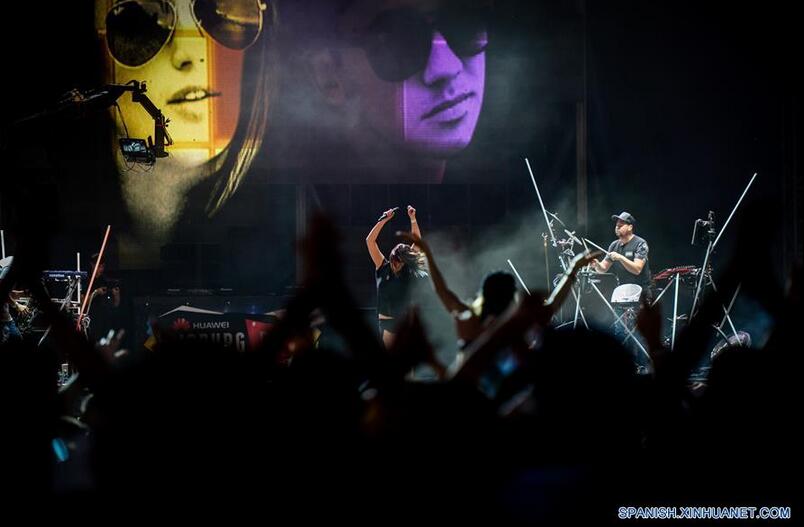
[105,0,267,68]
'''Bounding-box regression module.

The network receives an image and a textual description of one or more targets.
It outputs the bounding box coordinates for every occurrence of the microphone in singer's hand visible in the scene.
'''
[379,207,399,222]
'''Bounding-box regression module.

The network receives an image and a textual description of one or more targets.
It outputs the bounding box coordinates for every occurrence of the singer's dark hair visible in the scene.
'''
[390,243,428,278]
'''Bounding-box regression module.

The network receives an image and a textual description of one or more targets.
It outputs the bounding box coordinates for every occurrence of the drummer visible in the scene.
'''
[590,211,653,302]
[590,212,653,372]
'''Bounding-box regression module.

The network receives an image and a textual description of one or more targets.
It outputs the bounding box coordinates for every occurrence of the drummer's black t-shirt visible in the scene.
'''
[605,235,652,289]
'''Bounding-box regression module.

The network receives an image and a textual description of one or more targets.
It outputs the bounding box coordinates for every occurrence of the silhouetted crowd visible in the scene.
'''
[1,205,799,523]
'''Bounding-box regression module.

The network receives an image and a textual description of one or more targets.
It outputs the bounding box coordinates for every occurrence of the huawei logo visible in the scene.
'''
[172,318,191,331]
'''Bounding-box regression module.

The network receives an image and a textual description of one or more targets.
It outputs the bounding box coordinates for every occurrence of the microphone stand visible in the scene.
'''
[689,211,715,320]
[689,173,757,321]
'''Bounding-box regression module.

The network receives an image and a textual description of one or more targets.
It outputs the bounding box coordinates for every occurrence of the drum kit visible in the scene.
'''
[550,229,748,368]
[1,255,90,386]
[3,268,89,338]
[524,159,758,371]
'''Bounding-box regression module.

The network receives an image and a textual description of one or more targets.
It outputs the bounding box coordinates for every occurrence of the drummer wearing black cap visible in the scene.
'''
[591,212,654,372]
[590,212,653,299]
[590,212,654,372]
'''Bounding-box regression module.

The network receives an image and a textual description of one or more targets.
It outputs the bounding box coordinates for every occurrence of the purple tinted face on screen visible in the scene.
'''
[335,1,488,161]
[402,31,486,155]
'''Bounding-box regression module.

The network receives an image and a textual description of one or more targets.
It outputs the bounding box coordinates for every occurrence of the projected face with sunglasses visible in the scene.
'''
[97,0,266,258]
[322,0,487,175]
[101,0,263,152]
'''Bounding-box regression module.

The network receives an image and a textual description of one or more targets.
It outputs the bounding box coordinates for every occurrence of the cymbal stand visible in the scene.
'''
[526,158,588,329]
[671,272,680,350]
[588,281,651,361]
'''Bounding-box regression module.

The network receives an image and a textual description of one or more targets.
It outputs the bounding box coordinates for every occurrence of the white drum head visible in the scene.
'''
[611,283,642,304]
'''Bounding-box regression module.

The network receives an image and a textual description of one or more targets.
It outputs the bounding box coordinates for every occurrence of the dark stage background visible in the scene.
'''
[1,1,800,352]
